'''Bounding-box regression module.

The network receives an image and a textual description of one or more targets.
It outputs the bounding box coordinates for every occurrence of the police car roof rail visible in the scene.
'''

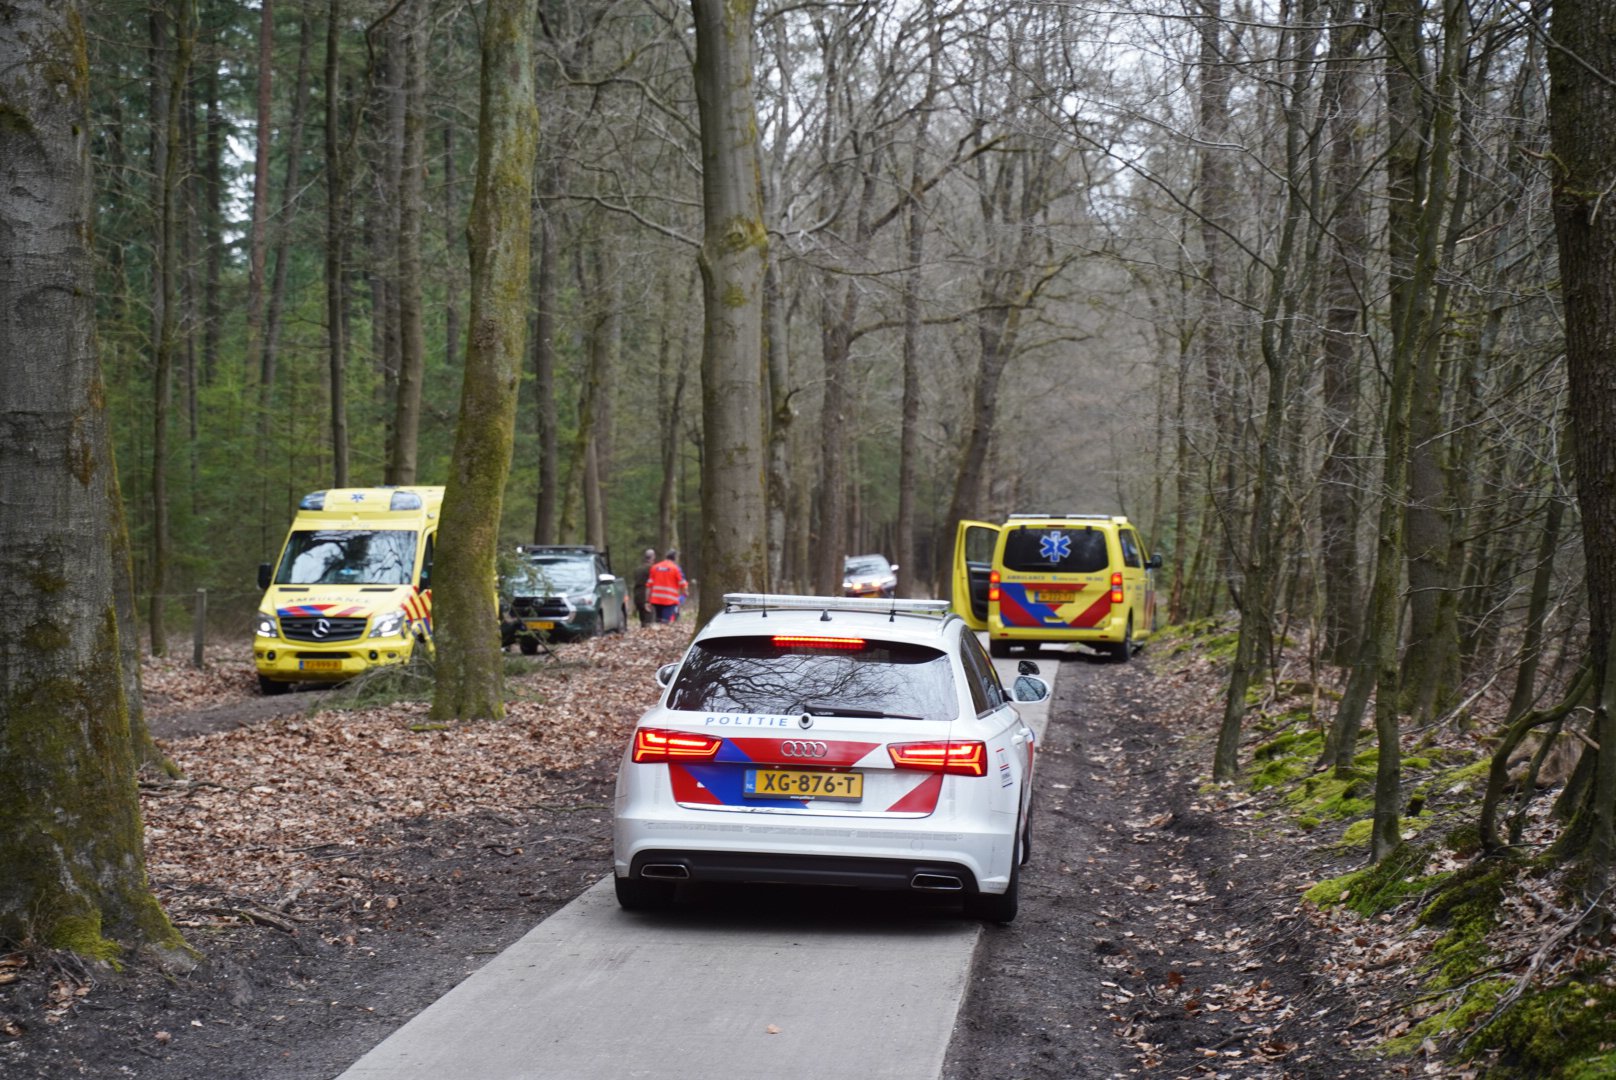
[723,593,953,621]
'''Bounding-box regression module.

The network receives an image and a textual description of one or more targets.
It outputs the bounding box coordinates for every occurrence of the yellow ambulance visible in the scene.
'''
[951,513,1161,661]
[253,486,442,694]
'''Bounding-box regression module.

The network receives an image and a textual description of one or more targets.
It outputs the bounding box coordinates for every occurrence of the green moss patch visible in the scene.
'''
[1468,981,1616,1077]
[1417,860,1519,987]
[1304,843,1443,917]
[1250,727,1325,790]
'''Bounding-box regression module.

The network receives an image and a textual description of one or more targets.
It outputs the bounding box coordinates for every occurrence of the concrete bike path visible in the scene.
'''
[336,648,1056,1080]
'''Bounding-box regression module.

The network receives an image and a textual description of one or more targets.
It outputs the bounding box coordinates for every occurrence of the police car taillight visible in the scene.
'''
[773,635,865,650]
[1110,572,1124,604]
[632,728,723,763]
[988,570,1000,603]
[887,740,987,777]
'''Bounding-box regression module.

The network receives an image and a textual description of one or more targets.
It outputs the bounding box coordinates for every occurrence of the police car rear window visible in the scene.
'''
[667,637,958,721]
[1001,526,1109,573]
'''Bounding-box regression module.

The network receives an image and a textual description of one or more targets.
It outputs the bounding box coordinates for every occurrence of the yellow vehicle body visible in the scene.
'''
[253,486,443,694]
[951,514,1161,661]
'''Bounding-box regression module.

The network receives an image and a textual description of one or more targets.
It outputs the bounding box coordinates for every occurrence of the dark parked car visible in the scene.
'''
[501,546,631,651]
[843,553,899,597]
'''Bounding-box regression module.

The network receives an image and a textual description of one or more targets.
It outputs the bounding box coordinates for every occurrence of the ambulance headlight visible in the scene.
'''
[254,614,278,638]
[369,610,407,638]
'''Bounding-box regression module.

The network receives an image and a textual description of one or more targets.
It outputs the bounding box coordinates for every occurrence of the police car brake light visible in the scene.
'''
[888,740,986,777]
[632,728,723,763]
[773,635,865,650]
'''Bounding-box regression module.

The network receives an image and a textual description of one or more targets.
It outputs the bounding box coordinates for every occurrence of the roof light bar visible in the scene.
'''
[723,593,951,618]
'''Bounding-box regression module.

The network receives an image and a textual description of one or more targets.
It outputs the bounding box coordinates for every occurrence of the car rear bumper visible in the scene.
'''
[623,849,982,893]
[613,800,1015,894]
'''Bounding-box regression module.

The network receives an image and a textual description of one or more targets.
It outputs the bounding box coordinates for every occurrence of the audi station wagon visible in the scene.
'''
[612,593,1050,921]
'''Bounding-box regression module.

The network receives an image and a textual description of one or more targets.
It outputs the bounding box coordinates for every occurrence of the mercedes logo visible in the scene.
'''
[313,618,332,639]
[780,740,828,759]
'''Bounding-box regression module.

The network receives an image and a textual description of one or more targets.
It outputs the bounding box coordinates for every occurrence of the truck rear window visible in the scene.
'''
[1001,526,1109,573]
[667,637,958,721]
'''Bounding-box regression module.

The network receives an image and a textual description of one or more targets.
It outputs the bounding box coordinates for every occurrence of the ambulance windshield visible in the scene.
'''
[275,529,418,585]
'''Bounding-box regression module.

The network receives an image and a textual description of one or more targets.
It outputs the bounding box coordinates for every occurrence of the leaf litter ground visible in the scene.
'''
[0,628,1581,1077]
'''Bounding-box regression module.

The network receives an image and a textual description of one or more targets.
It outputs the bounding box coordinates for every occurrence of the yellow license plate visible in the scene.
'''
[745,769,863,801]
[524,620,555,630]
[1037,590,1079,603]
[299,659,343,671]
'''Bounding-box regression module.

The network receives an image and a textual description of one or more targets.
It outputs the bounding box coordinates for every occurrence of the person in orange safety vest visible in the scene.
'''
[646,549,687,623]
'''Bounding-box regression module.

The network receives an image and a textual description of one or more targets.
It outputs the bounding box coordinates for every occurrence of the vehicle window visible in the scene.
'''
[276,529,418,585]
[958,634,1004,715]
[963,529,996,567]
[667,637,959,721]
[1119,530,1142,569]
[1001,526,1109,574]
[844,555,891,575]
[509,557,596,595]
[419,535,434,588]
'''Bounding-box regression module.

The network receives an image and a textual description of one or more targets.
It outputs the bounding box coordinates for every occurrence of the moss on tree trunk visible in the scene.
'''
[428,0,538,723]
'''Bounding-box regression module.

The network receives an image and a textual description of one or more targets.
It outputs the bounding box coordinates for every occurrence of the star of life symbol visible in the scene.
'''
[1039,531,1071,561]
[351,492,367,502]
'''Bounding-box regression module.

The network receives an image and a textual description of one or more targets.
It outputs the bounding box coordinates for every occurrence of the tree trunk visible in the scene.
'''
[388,0,427,486]
[443,122,461,373]
[691,0,769,623]
[148,0,191,658]
[245,0,274,385]
[1548,0,1616,877]
[325,0,350,486]
[1318,0,1367,665]
[0,0,187,961]
[531,160,562,545]
[430,0,538,723]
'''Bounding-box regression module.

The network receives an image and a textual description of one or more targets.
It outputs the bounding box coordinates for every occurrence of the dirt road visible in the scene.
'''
[3,642,1391,1079]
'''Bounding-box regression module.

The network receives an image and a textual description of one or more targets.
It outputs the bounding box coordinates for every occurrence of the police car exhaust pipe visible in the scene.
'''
[640,864,690,880]
[911,873,964,891]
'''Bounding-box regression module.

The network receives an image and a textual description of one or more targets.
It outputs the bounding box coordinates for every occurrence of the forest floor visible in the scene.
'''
[0,623,1603,1078]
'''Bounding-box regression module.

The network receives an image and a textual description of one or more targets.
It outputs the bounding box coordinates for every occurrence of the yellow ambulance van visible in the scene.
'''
[253,486,442,694]
[951,513,1161,661]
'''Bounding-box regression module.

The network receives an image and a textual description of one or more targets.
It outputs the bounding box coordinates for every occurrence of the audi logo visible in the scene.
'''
[312,618,332,639]
[779,740,829,759]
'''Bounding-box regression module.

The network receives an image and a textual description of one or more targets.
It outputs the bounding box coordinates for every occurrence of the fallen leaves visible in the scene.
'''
[139,631,689,935]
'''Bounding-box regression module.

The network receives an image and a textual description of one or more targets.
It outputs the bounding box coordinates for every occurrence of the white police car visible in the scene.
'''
[612,593,1049,921]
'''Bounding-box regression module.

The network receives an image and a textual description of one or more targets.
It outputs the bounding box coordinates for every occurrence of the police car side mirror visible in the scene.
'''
[1011,675,1049,703]
[655,663,679,689]
[1017,659,1040,676]
[258,562,272,590]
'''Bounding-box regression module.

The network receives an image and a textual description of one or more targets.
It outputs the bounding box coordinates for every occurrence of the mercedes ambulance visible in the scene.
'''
[951,513,1161,661]
[253,486,442,694]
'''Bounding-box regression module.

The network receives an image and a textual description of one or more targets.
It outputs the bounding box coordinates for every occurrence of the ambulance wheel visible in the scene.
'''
[989,639,1012,658]
[1110,617,1134,663]
[258,675,289,696]
[615,874,676,912]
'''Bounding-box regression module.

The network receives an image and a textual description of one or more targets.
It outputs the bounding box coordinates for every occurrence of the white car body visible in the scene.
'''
[612,593,1048,921]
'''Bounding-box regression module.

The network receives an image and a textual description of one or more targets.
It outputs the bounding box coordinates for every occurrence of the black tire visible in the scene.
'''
[614,874,676,912]
[989,638,1012,658]
[963,842,1020,923]
[519,636,540,656]
[1110,616,1134,664]
[258,674,289,696]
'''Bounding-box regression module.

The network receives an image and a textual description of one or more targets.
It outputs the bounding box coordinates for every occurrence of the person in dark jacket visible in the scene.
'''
[631,547,656,626]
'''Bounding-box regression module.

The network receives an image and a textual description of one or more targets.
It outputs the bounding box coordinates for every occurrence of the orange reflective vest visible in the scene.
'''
[647,560,686,606]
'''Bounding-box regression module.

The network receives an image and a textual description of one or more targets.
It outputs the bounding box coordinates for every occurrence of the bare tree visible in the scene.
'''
[690,0,769,621]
